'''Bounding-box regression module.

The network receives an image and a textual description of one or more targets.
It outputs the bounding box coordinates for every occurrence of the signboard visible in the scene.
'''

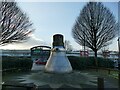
[80,51,89,57]
[31,46,51,65]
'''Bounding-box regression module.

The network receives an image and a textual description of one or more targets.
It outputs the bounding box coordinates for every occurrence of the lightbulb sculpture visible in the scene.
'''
[45,34,72,73]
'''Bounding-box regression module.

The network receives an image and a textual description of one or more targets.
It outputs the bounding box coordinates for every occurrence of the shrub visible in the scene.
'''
[68,56,87,70]
[68,56,114,70]
[2,56,33,71]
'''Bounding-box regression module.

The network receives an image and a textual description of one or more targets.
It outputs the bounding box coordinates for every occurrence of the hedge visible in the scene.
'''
[2,56,33,71]
[68,56,114,70]
[2,56,114,71]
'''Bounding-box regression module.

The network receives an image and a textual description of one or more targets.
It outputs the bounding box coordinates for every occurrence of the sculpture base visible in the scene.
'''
[31,63,45,71]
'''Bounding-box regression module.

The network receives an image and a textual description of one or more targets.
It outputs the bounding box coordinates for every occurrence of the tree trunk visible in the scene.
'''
[95,50,97,58]
[94,49,98,71]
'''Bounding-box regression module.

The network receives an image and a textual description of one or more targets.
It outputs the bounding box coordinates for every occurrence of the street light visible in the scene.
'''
[118,1,120,89]
[118,38,120,64]
[118,37,120,89]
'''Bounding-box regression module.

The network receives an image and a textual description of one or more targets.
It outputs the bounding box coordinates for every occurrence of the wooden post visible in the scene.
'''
[95,57,98,72]
[98,77,104,90]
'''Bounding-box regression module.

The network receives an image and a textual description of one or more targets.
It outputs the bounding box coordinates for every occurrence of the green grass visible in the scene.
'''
[85,68,119,80]
[109,70,119,79]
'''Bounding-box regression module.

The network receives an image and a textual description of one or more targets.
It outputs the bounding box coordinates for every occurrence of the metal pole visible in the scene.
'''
[118,37,120,89]
[118,1,120,89]
[84,31,86,57]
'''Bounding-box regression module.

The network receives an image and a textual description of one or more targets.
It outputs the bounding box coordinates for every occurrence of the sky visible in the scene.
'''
[0,1,119,51]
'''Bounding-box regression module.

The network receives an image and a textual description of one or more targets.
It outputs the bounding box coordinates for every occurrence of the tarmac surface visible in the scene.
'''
[2,69,119,90]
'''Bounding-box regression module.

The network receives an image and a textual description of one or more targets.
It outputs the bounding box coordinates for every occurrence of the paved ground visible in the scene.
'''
[82,69,119,88]
[2,69,119,90]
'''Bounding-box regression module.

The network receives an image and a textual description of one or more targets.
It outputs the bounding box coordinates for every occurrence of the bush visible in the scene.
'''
[2,56,114,71]
[68,56,114,70]
[68,56,87,70]
[97,57,114,68]
[2,56,33,71]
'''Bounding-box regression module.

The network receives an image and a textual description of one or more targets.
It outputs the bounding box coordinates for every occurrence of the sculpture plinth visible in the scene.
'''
[45,34,72,73]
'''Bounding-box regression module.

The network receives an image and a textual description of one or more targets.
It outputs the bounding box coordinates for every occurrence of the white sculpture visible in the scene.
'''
[45,34,72,73]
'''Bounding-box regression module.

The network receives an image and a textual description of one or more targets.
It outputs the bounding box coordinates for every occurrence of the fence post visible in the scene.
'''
[98,77,104,90]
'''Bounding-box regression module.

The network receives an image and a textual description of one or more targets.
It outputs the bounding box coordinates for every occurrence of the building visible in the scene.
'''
[1,49,119,60]
[1,49,31,57]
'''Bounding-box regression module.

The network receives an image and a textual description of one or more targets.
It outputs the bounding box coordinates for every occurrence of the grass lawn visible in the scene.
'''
[82,68,119,79]
[81,68,119,88]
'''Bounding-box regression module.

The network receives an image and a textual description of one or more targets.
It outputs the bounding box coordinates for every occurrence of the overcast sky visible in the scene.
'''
[0,1,119,51]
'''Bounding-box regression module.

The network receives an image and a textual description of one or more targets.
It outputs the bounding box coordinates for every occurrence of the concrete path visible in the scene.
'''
[2,69,119,90]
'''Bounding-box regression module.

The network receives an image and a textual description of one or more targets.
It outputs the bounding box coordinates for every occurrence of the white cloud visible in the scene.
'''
[0,34,50,50]
[15,0,120,2]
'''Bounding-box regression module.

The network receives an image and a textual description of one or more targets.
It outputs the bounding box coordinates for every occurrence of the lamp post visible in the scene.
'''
[118,37,120,89]
[118,1,120,89]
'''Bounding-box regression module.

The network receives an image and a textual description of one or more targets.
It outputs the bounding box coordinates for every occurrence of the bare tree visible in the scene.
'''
[64,40,73,52]
[72,2,117,58]
[0,1,34,46]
